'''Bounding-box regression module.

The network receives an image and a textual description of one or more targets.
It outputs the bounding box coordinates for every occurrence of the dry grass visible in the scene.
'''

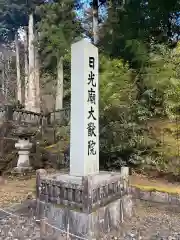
[131,184,180,194]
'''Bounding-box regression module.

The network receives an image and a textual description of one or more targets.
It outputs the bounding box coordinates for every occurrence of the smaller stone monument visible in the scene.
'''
[13,127,34,173]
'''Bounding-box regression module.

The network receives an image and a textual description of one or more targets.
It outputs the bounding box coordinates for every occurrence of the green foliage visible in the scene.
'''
[141,43,180,119]
[0,0,44,42]
[36,0,83,71]
[1,0,180,176]
[99,55,152,169]
[99,55,136,112]
[99,0,180,72]
[99,46,180,172]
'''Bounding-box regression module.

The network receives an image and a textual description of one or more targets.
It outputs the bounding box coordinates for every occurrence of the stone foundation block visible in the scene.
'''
[38,195,133,239]
[36,169,133,239]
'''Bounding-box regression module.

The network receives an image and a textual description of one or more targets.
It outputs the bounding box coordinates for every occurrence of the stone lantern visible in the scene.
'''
[13,127,35,173]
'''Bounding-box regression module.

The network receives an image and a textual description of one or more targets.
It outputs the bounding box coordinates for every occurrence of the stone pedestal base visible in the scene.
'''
[36,169,133,239]
[12,166,33,176]
[14,136,32,169]
[16,150,31,168]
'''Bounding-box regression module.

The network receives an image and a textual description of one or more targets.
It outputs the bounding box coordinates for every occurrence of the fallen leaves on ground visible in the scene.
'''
[0,176,36,208]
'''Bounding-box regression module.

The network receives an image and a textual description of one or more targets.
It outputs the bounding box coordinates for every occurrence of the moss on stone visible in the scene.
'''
[131,184,180,194]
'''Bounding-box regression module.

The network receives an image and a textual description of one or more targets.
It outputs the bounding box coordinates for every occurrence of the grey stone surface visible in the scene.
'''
[131,186,180,206]
[38,195,133,239]
[36,169,132,239]
[13,166,33,173]
[37,170,129,212]
[151,191,169,203]
[121,195,133,219]
[139,190,151,201]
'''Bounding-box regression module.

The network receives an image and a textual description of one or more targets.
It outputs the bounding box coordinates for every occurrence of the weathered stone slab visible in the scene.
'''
[36,169,132,239]
[175,194,180,205]
[139,190,151,201]
[37,171,129,213]
[168,193,178,205]
[38,195,132,239]
[121,195,133,219]
[131,186,180,207]
[150,191,169,203]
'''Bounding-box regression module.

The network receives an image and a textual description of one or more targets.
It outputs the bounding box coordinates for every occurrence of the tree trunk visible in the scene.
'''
[55,57,63,110]
[24,27,29,110]
[1,54,5,97]
[92,0,99,45]
[15,33,22,104]
[5,57,11,102]
[34,45,41,113]
[28,13,36,112]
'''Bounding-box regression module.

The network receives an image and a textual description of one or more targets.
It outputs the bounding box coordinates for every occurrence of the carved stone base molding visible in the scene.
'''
[36,168,133,239]
[12,166,33,174]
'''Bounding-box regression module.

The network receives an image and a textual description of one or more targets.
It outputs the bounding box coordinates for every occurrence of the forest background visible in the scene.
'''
[0,0,180,177]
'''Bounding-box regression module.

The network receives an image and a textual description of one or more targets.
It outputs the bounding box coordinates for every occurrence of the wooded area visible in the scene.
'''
[0,0,180,176]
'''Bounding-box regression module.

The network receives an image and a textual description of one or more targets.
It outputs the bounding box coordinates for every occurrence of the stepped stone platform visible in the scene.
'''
[36,168,133,239]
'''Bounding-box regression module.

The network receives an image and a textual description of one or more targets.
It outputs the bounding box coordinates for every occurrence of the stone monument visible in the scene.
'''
[70,39,99,176]
[36,39,133,239]
[13,127,34,173]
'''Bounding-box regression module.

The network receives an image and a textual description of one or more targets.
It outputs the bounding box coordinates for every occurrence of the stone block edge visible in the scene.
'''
[130,184,180,205]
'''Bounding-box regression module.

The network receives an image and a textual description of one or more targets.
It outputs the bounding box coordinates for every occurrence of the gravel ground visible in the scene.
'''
[0,214,66,240]
[0,216,41,240]
[107,200,180,240]
[1,200,180,240]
